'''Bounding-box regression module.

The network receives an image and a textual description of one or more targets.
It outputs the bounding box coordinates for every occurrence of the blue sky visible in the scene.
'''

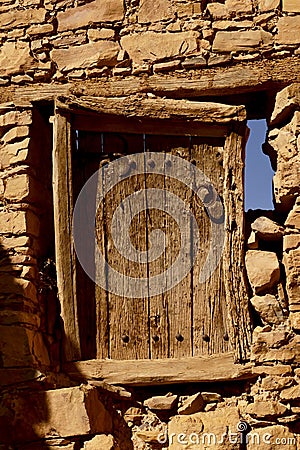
[244,119,274,211]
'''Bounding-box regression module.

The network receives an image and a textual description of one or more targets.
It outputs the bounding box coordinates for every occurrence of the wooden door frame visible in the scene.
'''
[52,96,252,384]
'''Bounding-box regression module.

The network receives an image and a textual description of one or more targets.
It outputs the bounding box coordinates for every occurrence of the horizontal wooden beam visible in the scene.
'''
[57,96,246,123]
[63,353,255,386]
[1,57,299,105]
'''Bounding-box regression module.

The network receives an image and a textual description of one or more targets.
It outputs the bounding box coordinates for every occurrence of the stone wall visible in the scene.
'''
[0,0,300,449]
[0,0,299,83]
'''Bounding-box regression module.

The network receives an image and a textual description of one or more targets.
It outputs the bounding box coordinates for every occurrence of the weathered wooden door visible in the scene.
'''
[53,97,252,371]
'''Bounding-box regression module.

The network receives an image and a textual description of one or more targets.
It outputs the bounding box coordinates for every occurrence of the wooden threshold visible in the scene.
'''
[63,352,255,386]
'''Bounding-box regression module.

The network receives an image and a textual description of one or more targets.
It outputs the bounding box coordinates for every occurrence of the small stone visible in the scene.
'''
[250,294,284,325]
[144,394,178,411]
[225,0,253,14]
[26,23,54,36]
[261,376,294,391]
[83,434,114,450]
[201,392,222,403]
[1,126,29,144]
[257,0,280,11]
[138,0,174,23]
[135,430,164,444]
[284,234,300,252]
[178,393,204,415]
[246,400,287,418]
[182,56,206,69]
[277,415,299,424]
[124,407,143,423]
[290,312,300,331]
[252,365,292,376]
[285,198,300,229]
[112,67,131,76]
[206,3,228,19]
[280,384,300,401]
[283,0,300,12]
[276,17,300,45]
[88,28,115,41]
[213,30,272,53]
[11,75,34,84]
[251,216,284,241]
[207,54,231,66]
[247,231,259,249]
[245,250,281,294]
[153,59,181,73]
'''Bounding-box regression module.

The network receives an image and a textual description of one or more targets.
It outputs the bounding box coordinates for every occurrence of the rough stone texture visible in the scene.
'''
[0,42,47,77]
[213,30,272,53]
[207,3,228,19]
[178,393,204,415]
[0,386,112,444]
[51,41,120,72]
[283,249,300,308]
[144,394,178,410]
[270,84,300,126]
[250,294,284,325]
[246,400,287,418]
[267,113,300,212]
[121,31,198,65]
[247,425,297,450]
[280,384,300,401]
[138,0,174,23]
[290,312,300,331]
[285,197,300,229]
[0,8,45,30]
[245,251,281,294]
[276,16,300,45]
[0,210,39,236]
[83,434,115,450]
[169,406,240,449]
[284,234,300,252]
[57,0,124,32]
[251,217,284,241]
[225,0,253,14]
[283,0,300,12]
[258,0,280,11]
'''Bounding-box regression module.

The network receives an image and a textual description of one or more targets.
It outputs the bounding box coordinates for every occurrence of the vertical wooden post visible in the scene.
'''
[223,127,252,362]
[52,109,81,361]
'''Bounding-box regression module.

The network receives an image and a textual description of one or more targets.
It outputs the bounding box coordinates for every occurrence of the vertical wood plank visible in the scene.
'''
[52,111,81,361]
[191,141,231,356]
[223,129,252,361]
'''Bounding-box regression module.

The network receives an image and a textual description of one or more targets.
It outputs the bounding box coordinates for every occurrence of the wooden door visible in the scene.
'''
[72,131,231,361]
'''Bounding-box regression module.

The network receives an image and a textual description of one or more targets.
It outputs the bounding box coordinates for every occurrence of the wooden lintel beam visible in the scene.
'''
[0,57,299,105]
[63,353,255,386]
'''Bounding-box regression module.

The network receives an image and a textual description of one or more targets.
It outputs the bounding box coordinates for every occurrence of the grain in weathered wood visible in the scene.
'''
[52,110,81,361]
[63,352,255,386]
[223,130,252,361]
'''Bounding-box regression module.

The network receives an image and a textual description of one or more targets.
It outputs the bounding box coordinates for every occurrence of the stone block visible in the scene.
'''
[51,41,120,72]
[178,393,204,415]
[26,23,54,36]
[257,0,280,11]
[169,406,240,449]
[57,0,124,32]
[271,84,300,126]
[280,384,300,401]
[0,42,44,77]
[0,210,39,236]
[225,0,253,14]
[245,250,280,294]
[0,275,38,302]
[138,0,174,23]
[212,30,272,52]
[0,385,112,444]
[83,435,115,450]
[0,8,45,30]
[246,400,287,419]
[247,425,297,449]
[283,248,300,306]
[88,28,115,41]
[121,31,198,65]
[250,294,284,325]
[276,16,300,45]
[0,110,32,128]
[0,138,30,167]
[283,0,300,12]
[251,217,284,241]
[290,312,300,331]
[283,234,300,252]
[285,197,300,229]
[1,126,29,144]
[0,326,44,367]
[207,3,228,19]
[144,394,178,410]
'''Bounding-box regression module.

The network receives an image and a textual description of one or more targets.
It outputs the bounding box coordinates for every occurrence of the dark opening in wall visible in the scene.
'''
[245,119,275,211]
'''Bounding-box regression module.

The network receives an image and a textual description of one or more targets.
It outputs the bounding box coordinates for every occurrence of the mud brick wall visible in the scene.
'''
[0,0,300,449]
